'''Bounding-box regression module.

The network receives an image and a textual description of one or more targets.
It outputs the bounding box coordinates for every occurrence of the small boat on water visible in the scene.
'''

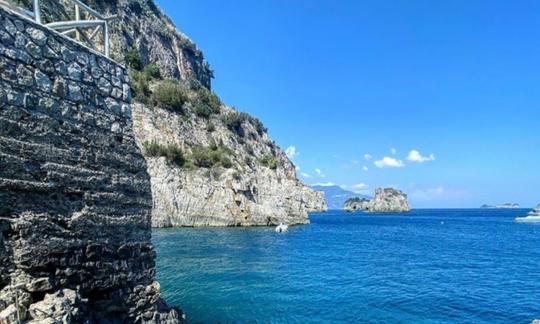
[275,222,289,233]
[515,204,540,222]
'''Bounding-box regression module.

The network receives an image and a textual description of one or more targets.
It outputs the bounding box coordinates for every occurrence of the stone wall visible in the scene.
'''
[0,6,180,323]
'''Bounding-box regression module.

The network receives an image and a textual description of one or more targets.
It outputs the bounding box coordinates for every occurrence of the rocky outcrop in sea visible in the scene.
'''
[0,5,180,322]
[302,187,328,213]
[344,188,411,213]
[344,197,371,212]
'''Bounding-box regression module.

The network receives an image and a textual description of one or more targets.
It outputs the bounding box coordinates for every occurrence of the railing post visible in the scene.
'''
[33,0,41,23]
[104,20,109,57]
[75,4,81,41]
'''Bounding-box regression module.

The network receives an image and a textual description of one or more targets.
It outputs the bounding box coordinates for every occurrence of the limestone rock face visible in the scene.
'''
[34,0,212,88]
[29,0,326,226]
[368,188,411,213]
[344,198,371,212]
[302,188,328,213]
[343,188,411,213]
[0,6,180,323]
[133,105,322,227]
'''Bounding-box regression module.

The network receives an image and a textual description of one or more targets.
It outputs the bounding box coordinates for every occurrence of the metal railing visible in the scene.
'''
[2,0,116,57]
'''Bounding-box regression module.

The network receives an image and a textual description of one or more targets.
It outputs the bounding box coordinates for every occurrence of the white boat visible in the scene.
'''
[275,223,289,233]
[515,204,540,222]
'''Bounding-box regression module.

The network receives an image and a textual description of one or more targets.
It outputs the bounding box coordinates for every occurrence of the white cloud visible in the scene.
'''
[342,183,370,194]
[285,145,298,160]
[391,148,397,155]
[407,150,435,163]
[411,187,445,201]
[351,183,369,190]
[364,154,372,160]
[374,157,405,168]
[300,172,311,178]
[315,168,325,178]
[363,166,369,172]
[312,182,335,187]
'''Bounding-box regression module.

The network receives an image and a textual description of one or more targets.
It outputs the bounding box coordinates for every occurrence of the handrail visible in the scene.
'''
[5,0,115,57]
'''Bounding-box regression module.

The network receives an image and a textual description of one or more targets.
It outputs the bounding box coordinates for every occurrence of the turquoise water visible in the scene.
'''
[153,209,540,323]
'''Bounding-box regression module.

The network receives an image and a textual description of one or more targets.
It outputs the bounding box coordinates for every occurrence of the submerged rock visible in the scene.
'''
[343,188,411,213]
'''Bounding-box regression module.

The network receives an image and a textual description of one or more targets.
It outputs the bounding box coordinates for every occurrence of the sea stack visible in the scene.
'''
[344,198,371,212]
[343,188,411,213]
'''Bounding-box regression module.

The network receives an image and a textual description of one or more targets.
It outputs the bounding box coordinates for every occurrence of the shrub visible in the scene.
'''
[222,111,250,136]
[152,80,188,112]
[260,154,279,170]
[206,122,216,132]
[221,157,233,169]
[131,71,151,104]
[190,144,233,169]
[143,63,161,79]
[125,49,142,70]
[143,141,186,168]
[188,78,204,91]
[193,87,221,118]
[251,117,267,135]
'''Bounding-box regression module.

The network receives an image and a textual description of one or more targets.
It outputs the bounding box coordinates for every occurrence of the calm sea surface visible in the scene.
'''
[153,209,540,323]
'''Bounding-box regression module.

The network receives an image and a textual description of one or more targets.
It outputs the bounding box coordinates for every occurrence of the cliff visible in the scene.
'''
[368,188,411,213]
[25,0,213,88]
[302,187,328,213]
[133,103,324,227]
[0,6,179,323]
[343,188,411,213]
[344,198,371,212]
[28,0,325,226]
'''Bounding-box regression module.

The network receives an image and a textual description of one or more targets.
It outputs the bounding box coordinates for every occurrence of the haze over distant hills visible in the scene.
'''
[312,185,371,210]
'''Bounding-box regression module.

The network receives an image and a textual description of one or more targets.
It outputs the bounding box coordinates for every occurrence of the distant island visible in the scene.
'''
[481,203,520,209]
[344,188,411,213]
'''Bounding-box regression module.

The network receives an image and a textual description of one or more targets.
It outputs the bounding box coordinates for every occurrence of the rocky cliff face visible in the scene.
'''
[30,0,325,227]
[0,6,180,322]
[22,0,325,227]
[343,188,411,213]
[302,188,328,213]
[133,103,323,227]
[344,198,371,212]
[24,0,213,88]
[368,188,411,213]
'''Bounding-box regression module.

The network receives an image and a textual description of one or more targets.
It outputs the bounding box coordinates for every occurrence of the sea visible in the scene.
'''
[153,209,540,323]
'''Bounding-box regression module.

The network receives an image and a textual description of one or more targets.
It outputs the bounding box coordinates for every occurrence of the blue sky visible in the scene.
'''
[157,0,540,208]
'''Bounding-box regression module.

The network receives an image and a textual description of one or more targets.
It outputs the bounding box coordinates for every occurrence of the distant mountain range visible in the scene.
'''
[311,185,371,210]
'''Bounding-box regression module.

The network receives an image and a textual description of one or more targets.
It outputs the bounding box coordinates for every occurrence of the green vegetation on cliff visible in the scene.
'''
[143,141,187,168]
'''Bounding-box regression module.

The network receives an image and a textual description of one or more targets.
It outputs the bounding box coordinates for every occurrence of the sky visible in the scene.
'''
[157,0,540,208]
